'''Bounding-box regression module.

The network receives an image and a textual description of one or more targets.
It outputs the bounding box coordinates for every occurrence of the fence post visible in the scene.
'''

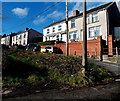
[116,47,118,63]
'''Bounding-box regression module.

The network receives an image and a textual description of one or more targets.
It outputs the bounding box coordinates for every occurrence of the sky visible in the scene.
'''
[0,0,114,35]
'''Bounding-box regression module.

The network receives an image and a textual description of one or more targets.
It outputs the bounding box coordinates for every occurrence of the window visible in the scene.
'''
[89,27,94,37]
[60,34,62,41]
[71,19,75,28]
[16,36,18,40]
[95,26,100,37]
[23,40,26,45]
[53,27,55,32]
[92,13,98,23]
[13,37,15,41]
[19,41,21,45]
[58,25,62,31]
[56,35,59,40]
[69,31,77,39]
[89,26,101,38]
[19,35,22,39]
[49,37,50,40]
[45,37,47,41]
[87,16,90,24]
[24,34,26,38]
[47,29,50,34]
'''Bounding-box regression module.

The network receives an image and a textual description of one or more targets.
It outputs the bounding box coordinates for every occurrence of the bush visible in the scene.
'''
[35,41,55,46]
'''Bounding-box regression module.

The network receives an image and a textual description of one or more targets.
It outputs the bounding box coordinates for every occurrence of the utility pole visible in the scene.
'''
[82,0,88,70]
[66,0,69,56]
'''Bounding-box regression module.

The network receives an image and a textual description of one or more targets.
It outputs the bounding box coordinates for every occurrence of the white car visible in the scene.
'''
[45,46,59,53]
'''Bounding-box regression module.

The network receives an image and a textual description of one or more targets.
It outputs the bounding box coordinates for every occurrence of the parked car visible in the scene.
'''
[26,43,40,52]
[45,46,62,54]
[41,48,47,53]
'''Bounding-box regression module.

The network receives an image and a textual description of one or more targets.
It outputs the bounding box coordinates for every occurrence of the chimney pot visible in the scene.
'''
[73,10,79,16]
[26,28,29,31]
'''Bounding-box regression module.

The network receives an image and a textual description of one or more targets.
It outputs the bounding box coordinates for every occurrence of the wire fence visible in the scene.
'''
[69,48,120,56]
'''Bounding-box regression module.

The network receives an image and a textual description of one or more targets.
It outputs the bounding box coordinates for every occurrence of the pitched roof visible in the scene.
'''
[43,2,113,29]
[15,28,42,36]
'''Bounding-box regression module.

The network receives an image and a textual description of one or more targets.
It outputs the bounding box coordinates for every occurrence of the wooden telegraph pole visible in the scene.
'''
[82,0,88,70]
[66,0,69,56]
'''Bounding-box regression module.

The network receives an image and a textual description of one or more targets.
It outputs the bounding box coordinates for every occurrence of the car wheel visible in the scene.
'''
[49,51,53,53]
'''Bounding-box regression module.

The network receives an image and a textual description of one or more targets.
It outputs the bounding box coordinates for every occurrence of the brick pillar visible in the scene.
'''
[97,36,103,61]
[108,35,113,56]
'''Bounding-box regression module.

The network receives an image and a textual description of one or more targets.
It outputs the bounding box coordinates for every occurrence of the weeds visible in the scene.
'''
[2,49,114,87]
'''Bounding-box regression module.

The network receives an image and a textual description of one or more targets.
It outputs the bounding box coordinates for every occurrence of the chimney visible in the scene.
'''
[26,28,29,31]
[73,10,79,16]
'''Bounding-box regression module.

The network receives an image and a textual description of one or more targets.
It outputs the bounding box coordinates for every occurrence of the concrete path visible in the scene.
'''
[95,57,120,76]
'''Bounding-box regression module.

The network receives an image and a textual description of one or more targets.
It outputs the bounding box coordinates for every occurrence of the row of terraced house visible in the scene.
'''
[1,2,120,56]
[1,28,43,46]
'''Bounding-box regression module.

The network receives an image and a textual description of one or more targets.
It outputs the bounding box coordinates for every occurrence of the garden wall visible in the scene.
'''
[41,36,114,56]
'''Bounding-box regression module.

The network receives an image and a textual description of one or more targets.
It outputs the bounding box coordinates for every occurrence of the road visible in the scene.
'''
[3,82,120,101]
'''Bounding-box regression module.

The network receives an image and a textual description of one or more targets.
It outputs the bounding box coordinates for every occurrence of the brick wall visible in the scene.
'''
[41,36,103,56]
[108,35,113,56]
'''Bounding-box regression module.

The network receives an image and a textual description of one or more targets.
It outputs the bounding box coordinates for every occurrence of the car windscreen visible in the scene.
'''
[46,47,51,49]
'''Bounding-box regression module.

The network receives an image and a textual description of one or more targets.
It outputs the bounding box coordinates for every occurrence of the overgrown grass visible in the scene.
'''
[2,49,114,87]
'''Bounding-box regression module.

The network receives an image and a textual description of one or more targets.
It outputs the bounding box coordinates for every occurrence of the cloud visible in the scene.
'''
[12,8,29,18]
[47,11,64,18]
[33,10,64,25]
[33,16,46,25]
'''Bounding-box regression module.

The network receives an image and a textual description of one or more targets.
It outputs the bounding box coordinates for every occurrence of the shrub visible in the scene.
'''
[27,74,40,83]
[35,41,55,46]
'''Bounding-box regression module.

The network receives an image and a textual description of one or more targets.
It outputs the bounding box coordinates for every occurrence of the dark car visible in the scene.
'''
[26,43,40,52]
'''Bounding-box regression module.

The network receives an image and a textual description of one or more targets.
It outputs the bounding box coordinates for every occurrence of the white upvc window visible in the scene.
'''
[53,27,55,32]
[92,13,99,23]
[19,35,22,39]
[16,36,18,40]
[58,25,62,31]
[60,34,62,41]
[13,36,15,41]
[69,30,77,39]
[24,33,26,38]
[71,19,75,28]
[89,26,101,38]
[47,29,50,34]
[56,35,59,40]
[87,16,90,24]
